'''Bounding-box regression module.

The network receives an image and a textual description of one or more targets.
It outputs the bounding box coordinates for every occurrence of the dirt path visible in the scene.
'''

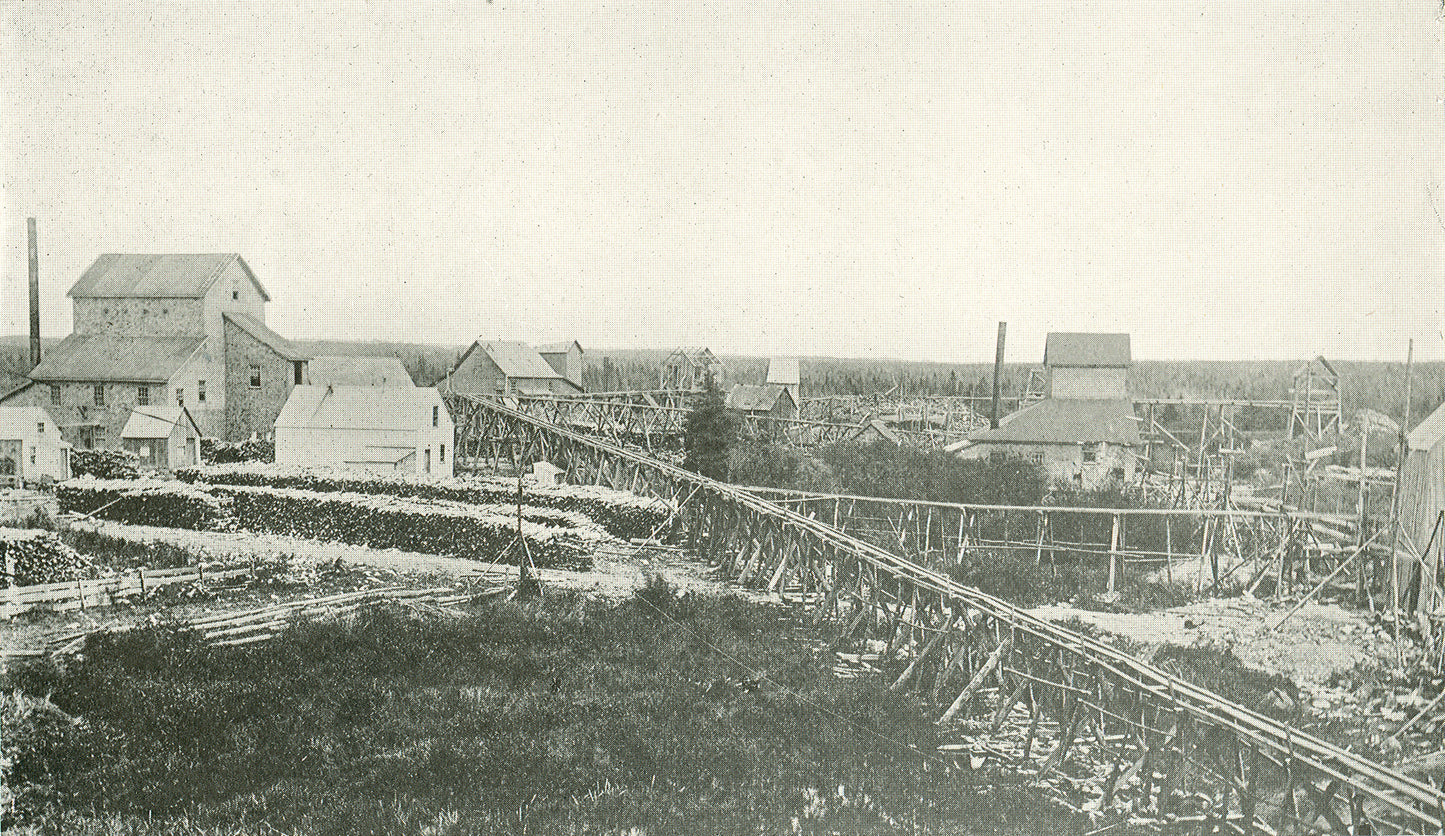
[1030,594,1399,695]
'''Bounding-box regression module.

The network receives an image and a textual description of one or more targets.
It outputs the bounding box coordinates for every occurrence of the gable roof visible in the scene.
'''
[27,333,205,383]
[458,340,562,380]
[223,313,307,360]
[537,340,583,355]
[69,254,270,301]
[726,384,793,412]
[1407,400,1445,453]
[120,405,199,440]
[965,398,1141,446]
[766,359,800,387]
[306,355,414,387]
[666,346,719,366]
[0,405,61,438]
[1044,333,1131,368]
[275,385,447,431]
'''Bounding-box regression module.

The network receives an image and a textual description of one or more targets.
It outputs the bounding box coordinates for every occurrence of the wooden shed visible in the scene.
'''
[0,406,71,485]
[660,347,724,391]
[1397,400,1445,616]
[274,385,454,476]
[120,405,202,471]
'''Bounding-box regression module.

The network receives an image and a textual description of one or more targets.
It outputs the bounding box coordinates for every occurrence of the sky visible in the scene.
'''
[2,1,1442,364]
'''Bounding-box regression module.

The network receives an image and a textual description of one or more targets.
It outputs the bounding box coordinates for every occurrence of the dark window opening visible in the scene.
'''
[250,365,262,389]
[137,386,149,406]
[1082,442,1099,464]
[293,361,304,385]
[198,380,206,402]
[176,388,184,406]
[93,384,105,407]
[51,386,60,406]
[433,405,439,427]
[439,444,445,463]
[232,290,239,300]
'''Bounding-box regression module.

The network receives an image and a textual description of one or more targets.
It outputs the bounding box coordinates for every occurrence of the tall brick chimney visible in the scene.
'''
[27,217,41,370]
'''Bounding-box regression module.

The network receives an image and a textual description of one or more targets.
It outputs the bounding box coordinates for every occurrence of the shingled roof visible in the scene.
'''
[275,385,447,431]
[307,356,414,387]
[223,313,307,360]
[465,341,563,380]
[27,334,205,383]
[1043,333,1131,368]
[69,254,270,301]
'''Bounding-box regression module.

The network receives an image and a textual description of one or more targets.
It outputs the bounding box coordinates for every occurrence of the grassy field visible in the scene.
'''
[2,580,1091,836]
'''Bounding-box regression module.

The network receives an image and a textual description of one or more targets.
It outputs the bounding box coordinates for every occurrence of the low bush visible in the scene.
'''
[58,527,203,572]
[56,480,234,532]
[1,591,1089,834]
[215,485,597,571]
[0,528,89,588]
[177,464,673,541]
[69,449,140,480]
[200,438,274,465]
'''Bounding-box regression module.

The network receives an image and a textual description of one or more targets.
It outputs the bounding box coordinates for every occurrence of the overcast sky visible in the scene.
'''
[3,2,1442,363]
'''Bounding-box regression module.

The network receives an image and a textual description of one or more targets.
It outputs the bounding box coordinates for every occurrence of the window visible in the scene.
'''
[432,405,439,427]
[176,388,184,406]
[439,444,445,463]
[36,422,45,434]
[94,427,106,447]
[197,380,206,402]
[137,385,149,406]
[50,385,60,406]
[1081,442,1099,464]
[93,384,105,407]
[232,290,239,300]
[249,365,261,388]
[139,444,151,458]
[293,361,304,385]
[1028,450,1044,466]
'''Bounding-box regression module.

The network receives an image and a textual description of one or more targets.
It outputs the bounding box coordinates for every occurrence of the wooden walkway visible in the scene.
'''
[453,392,1445,835]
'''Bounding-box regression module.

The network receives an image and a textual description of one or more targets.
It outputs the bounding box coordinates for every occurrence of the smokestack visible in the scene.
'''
[27,218,41,370]
[990,322,1006,429]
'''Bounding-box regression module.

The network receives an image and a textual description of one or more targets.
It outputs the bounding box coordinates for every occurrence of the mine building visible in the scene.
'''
[766,358,801,405]
[443,340,584,396]
[7,254,308,447]
[274,384,454,476]
[950,332,1141,488]
[659,347,725,391]
[537,341,586,392]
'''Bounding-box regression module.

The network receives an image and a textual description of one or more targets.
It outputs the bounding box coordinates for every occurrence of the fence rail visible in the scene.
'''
[2,565,252,618]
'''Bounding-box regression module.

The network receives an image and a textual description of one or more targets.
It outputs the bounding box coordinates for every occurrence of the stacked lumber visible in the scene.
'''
[41,585,497,653]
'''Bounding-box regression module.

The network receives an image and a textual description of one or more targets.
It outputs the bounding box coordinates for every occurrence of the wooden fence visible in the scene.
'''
[2,564,253,619]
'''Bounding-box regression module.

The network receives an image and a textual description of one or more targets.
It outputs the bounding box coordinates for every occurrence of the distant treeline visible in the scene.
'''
[3,336,1442,425]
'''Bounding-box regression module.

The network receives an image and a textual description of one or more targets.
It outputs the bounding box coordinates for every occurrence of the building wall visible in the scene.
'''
[1047,367,1128,400]
[445,349,507,395]
[166,343,225,437]
[275,420,454,477]
[72,297,206,336]
[223,318,299,442]
[201,265,268,366]
[959,440,1136,489]
[0,410,69,483]
[541,346,584,388]
[42,380,163,450]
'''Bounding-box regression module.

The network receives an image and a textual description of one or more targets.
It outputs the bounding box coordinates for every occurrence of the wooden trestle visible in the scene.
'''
[451,393,1445,835]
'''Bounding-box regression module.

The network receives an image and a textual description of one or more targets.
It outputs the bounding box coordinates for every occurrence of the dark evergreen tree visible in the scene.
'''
[684,373,737,480]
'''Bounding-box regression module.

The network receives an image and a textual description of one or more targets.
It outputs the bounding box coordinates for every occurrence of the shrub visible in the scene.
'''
[56,480,235,532]
[200,438,274,464]
[0,529,89,588]
[177,464,672,541]
[69,449,140,480]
